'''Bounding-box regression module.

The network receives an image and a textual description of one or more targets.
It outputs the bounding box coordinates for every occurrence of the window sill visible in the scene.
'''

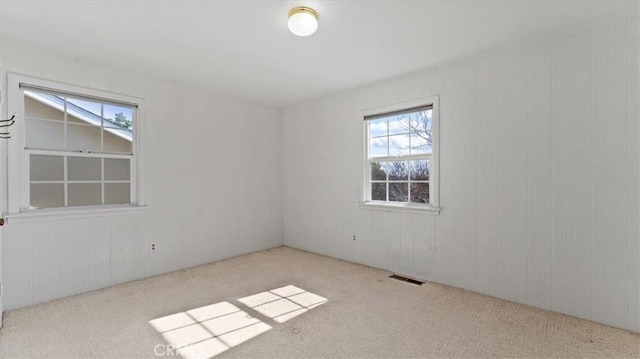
[358,201,441,215]
[3,205,147,224]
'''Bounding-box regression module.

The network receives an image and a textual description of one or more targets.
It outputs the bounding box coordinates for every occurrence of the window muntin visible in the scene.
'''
[364,103,437,208]
[22,86,135,210]
[24,89,133,154]
[370,159,430,203]
[367,106,433,158]
[28,152,132,209]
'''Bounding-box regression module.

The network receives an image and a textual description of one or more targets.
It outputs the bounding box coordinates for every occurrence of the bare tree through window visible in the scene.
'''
[366,106,433,205]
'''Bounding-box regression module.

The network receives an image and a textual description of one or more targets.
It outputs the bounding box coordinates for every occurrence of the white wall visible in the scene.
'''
[1,13,637,335]
[0,35,284,311]
[283,16,640,332]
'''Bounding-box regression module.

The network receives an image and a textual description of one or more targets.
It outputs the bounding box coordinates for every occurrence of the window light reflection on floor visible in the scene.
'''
[238,285,327,323]
[149,301,271,358]
[149,285,327,359]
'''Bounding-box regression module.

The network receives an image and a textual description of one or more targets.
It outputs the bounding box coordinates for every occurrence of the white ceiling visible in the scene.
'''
[1,1,637,107]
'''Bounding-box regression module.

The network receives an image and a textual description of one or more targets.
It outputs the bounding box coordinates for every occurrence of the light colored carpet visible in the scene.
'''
[0,246,638,358]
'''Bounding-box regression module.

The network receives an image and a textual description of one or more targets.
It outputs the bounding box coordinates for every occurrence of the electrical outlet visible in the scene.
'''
[150,242,157,253]
[352,235,356,241]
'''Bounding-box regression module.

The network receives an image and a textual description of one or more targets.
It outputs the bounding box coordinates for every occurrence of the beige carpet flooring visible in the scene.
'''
[0,246,638,358]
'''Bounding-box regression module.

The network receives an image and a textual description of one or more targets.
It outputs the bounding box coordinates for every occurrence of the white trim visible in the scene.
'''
[63,154,68,207]
[367,153,432,163]
[4,205,147,224]
[6,72,146,215]
[431,97,440,207]
[133,101,145,206]
[7,74,25,213]
[30,180,130,184]
[361,96,438,118]
[358,201,441,215]
[26,149,133,159]
[360,95,440,211]
[19,81,139,108]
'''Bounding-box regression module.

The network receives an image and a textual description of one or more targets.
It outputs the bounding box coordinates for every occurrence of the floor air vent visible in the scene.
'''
[389,274,424,286]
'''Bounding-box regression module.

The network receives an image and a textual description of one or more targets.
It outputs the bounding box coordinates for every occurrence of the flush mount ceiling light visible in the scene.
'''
[288,6,318,36]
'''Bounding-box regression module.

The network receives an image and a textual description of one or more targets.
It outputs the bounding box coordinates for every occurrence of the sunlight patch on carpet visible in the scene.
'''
[238,285,327,324]
[149,285,327,358]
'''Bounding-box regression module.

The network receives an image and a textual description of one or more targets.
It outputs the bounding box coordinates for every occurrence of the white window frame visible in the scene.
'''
[5,73,146,218]
[360,96,440,214]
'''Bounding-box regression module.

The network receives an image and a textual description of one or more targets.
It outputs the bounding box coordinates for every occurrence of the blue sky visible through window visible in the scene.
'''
[369,109,432,157]
[24,90,134,143]
[66,97,133,131]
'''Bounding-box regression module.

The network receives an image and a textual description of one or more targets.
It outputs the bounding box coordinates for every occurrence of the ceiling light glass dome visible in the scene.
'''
[288,7,318,37]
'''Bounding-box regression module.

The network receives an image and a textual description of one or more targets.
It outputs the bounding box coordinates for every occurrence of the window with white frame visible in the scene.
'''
[7,74,144,213]
[363,97,439,210]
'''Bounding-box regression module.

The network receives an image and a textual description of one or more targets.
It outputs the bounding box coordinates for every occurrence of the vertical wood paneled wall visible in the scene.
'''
[283,16,640,332]
[0,35,284,311]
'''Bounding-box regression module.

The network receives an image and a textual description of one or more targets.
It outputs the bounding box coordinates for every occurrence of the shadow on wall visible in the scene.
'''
[149,285,327,359]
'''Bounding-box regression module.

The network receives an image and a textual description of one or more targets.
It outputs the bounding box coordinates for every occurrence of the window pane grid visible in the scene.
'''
[369,159,430,203]
[15,78,141,212]
[24,90,134,155]
[28,152,131,209]
[367,108,432,205]
[367,109,433,159]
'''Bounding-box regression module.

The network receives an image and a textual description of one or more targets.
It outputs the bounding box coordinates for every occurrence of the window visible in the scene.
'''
[362,96,439,212]
[7,73,145,214]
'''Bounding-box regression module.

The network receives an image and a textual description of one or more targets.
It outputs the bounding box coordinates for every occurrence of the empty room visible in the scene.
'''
[0,1,639,358]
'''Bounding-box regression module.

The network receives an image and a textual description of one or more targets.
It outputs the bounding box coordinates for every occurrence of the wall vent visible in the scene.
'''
[389,274,424,286]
